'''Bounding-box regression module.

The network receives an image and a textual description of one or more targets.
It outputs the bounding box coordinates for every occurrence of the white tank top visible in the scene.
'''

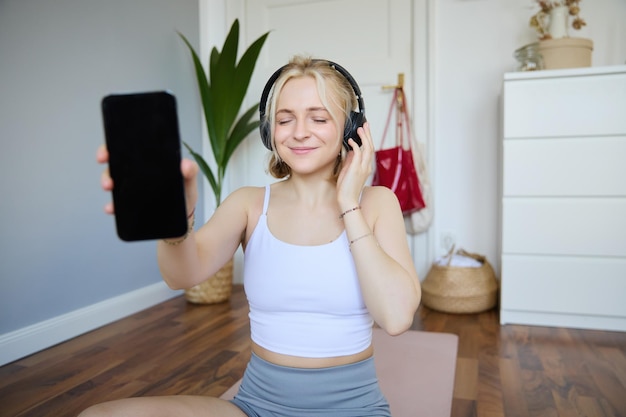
[243,185,373,358]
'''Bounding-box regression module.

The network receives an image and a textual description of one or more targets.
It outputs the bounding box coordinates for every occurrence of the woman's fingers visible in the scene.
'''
[97,144,115,214]
[343,122,374,176]
[104,201,114,215]
[97,144,112,191]
[181,157,199,180]
[100,167,113,191]
[360,122,374,151]
[96,144,109,164]
[355,122,374,173]
[180,158,199,216]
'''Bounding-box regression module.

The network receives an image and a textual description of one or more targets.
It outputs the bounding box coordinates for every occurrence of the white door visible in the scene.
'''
[230,0,413,185]
[207,0,431,281]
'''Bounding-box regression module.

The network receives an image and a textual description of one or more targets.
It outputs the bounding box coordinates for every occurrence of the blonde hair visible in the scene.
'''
[265,56,358,180]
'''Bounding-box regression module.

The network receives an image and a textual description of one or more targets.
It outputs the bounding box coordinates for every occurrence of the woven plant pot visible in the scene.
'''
[422,249,498,314]
[185,258,234,304]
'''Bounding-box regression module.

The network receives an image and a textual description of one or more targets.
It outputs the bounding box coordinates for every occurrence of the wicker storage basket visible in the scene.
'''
[184,258,234,304]
[422,249,498,314]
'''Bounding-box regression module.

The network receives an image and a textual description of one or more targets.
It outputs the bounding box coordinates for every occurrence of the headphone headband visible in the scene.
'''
[258,59,366,150]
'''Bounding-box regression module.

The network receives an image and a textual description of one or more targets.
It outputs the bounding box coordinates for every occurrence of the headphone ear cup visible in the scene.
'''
[260,119,272,150]
[343,111,366,150]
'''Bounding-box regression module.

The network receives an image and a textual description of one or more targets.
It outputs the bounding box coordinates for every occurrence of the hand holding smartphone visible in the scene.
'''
[101,91,188,241]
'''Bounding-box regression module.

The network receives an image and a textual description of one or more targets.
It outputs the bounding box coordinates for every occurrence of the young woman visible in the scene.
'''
[84,56,421,417]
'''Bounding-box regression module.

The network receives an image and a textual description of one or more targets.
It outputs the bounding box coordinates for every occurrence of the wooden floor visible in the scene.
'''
[1,285,625,417]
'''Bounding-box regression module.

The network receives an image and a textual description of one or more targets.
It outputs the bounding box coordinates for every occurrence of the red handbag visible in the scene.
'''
[372,88,426,215]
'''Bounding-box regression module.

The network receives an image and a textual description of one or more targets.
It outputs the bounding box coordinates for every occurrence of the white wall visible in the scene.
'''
[432,0,626,274]
[0,0,202,365]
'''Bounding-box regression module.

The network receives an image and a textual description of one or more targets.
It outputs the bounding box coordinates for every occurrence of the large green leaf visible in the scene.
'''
[179,19,269,206]
[177,32,218,161]
[210,20,238,88]
[183,142,220,206]
[231,32,269,114]
[206,46,225,165]
[211,23,269,167]
[211,21,239,148]
[222,104,261,167]
[224,32,268,132]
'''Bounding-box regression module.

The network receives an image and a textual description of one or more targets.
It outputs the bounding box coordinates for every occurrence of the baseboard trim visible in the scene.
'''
[0,282,183,367]
[500,309,626,332]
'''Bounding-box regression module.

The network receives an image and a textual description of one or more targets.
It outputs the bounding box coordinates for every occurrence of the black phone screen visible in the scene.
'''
[101,91,188,241]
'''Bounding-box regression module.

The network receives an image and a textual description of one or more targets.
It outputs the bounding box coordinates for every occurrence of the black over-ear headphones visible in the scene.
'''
[259,60,366,151]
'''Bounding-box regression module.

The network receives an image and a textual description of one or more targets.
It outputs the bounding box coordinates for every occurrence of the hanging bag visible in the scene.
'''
[404,114,434,235]
[372,88,425,215]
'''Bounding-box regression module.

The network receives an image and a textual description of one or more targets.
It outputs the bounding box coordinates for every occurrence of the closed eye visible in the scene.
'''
[310,109,330,124]
[277,116,294,125]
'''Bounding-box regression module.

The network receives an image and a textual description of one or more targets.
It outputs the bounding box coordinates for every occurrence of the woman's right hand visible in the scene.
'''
[96,144,200,217]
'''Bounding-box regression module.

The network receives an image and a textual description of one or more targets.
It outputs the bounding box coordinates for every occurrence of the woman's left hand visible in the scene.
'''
[336,122,374,208]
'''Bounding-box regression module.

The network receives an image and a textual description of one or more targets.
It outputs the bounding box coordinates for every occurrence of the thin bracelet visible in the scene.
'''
[349,232,373,248]
[339,205,361,219]
[162,209,195,246]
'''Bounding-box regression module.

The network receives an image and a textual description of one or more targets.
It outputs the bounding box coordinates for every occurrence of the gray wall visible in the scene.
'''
[0,0,202,334]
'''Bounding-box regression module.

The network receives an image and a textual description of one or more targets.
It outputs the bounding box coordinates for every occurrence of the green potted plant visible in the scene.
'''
[178,20,269,303]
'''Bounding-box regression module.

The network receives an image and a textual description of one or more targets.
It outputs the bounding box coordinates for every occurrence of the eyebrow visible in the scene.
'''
[276,107,330,115]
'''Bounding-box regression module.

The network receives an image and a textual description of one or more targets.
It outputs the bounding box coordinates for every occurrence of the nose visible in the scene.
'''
[293,118,310,140]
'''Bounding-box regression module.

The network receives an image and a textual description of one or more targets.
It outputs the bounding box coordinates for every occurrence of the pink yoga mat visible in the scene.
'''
[220,329,458,417]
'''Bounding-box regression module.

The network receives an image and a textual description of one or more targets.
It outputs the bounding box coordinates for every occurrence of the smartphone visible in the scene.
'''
[101,91,188,241]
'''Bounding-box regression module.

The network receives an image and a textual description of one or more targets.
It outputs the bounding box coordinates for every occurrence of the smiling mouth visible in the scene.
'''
[290,147,317,154]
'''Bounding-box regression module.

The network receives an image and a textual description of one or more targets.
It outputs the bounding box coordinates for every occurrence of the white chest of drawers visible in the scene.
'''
[499,65,626,331]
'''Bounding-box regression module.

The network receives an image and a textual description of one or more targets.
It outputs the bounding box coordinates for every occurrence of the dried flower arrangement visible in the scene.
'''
[530,0,586,40]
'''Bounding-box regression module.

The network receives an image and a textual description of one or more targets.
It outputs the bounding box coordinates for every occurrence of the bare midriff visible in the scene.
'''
[251,341,374,368]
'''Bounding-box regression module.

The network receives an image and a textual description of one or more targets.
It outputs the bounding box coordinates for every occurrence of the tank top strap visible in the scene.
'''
[262,184,271,215]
